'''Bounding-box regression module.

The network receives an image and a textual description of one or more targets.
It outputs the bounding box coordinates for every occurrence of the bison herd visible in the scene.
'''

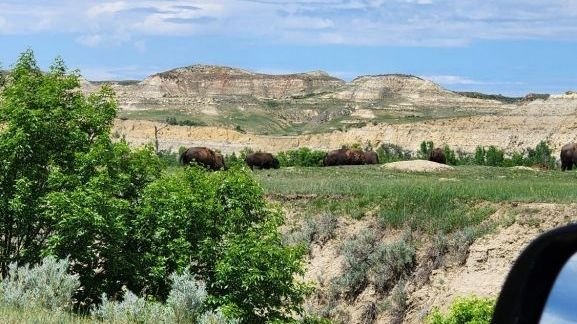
[178,146,385,170]
[179,143,577,171]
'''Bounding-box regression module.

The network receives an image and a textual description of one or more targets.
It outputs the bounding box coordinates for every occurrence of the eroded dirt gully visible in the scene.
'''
[280,202,577,323]
[113,109,577,157]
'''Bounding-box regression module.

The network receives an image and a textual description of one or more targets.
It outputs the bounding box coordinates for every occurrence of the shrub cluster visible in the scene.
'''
[277,147,326,167]
[92,270,238,323]
[410,141,557,168]
[0,257,79,311]
[377,143,412,163]
[165,116,207,127]
[426,296,495,324]
[331,231,415,300]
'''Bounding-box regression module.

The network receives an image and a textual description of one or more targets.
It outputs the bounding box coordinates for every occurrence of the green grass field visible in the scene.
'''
[254,165,577,233]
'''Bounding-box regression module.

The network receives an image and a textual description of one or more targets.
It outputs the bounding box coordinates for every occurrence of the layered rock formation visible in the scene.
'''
[138,65,345,99]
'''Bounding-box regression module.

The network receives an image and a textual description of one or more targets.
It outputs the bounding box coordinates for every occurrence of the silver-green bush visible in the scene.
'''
[166,271,207,322]
[0,256,79,311]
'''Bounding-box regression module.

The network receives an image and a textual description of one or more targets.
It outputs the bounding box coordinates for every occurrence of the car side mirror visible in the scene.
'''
[492,223,577,323]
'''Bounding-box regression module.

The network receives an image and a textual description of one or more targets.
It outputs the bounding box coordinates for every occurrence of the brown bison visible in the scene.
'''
[323,148,366,166]
[428,147,446,164]
[245,152,280,170]
[364,151,379,165]
[180,147,225,171]
[561,143,577,171]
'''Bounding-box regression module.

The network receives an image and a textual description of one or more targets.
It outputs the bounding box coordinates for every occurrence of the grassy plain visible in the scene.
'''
[254,165,577,233]
[117,96,499,136]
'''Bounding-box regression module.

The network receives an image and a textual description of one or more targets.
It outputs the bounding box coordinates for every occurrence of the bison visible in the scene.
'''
[428,147,446,164]
[180,147,225,171]
[323,148,366,166]
[561,143,577,171]
[364,151,379,165]
[245,152,280,170]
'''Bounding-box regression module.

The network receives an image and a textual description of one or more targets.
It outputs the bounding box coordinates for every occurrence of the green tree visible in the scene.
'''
[474,146,486,165]
[485,146,504,167]
[526,141,555,169]
[0,50,118,276]
[419,141,434,160]
[443,145,458,165]
[132,166,310,322]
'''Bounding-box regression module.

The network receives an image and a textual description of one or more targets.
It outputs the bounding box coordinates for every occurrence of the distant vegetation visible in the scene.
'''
[457,91,522,104]
[426,296,495,324]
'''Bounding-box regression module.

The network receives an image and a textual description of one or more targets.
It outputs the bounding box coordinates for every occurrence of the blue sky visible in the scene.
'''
[1,0,576,96]
[541,254,577,324]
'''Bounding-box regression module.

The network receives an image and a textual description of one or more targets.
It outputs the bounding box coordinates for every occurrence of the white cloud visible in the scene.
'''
[422,75,481,85]
[2,0,577,46]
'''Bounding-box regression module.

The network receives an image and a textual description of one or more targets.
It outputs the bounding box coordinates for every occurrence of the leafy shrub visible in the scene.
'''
[377,143,413,163]
[474,146,486,165]
[485,146,504,166]
[389,280,408,324]
[333,230,376,299]
[93,271,238,323]
[199,309,240,324]
[277,147,326,167]
[332,231,415,300]
[370,240,416,294]
[283,214,338,249]
[166,271,208,322]
[157,149,181,167]
[418,141,434,160]
[426,296,495,324]
[525,141,555,169]
[443,145,458,165]
[0,256,80,311]
[93,289,169,323]
[165,116,207,126]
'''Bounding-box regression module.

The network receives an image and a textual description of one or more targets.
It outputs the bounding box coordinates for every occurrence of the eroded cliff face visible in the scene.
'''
[138,65,345,99]
[84,65,509,116]
[332,74,505,109]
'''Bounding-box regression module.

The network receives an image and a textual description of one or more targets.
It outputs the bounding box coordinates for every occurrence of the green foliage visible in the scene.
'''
[370,240,416,294]
[426,296,495,324]
[92,270,231,323]
[418,141,434,159]
[0,51,308,323]
[525,141,555,169]
[332,231,415,300]
[474,146,486,165]
[283,214,338,249]
[165,116,207,126]
[157,149,181,167]
[132,166,309,322]
[0,256,80,311]
[277,147,326,167]
[443,145,458,165]
[0,50,118,275]
[485,146,504,167]
[377,143,412,163]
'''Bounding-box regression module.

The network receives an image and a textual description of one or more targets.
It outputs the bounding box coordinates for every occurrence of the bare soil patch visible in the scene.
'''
[381,160,455,172]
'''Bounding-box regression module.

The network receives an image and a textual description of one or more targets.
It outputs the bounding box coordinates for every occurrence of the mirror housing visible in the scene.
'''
[492,223,577,323]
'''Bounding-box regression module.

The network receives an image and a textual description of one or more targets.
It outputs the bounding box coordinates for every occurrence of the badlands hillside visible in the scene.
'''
[82,65,577,156]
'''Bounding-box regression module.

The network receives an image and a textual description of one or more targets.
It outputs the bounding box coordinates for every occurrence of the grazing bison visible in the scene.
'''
[323,148,366,166]
[428,147,446,164]
[245,152,280,170]
[180,147,225,171]
[364,151,379,165]
[561,143,577,171]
